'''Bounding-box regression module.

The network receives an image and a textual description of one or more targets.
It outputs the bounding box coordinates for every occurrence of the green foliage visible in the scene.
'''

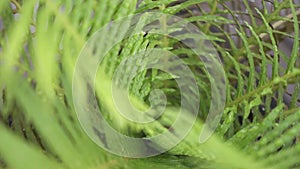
[0,0,299,169]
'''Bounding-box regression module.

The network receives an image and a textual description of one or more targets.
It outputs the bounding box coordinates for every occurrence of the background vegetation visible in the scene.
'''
[0,0,299,168]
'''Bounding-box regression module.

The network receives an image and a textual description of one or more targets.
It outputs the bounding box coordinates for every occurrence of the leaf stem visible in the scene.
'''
[227,70,300,107]
[11,0,21,11]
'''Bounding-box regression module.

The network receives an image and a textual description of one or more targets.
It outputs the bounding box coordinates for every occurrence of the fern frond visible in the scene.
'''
[0,0,299,169]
